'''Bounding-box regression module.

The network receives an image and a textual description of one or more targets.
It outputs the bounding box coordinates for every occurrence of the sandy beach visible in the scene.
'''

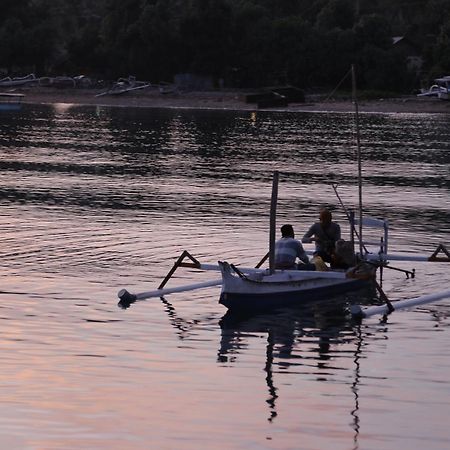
[14,85,450,114]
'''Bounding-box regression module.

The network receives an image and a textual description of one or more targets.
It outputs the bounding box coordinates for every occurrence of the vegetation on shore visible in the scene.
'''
[1,0,450,93]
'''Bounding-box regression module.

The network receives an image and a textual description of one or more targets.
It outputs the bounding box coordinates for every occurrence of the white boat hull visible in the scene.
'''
[219,261,371,312]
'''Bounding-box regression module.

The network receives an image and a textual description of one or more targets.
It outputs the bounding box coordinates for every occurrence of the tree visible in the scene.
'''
[99,0,144,77]
[354,14,392,50]
[137,0,187,80]
[227,1,272,86]
[0,0,449,91]
[178,0,233,77]
[268,16,314,86]
[432,18,450,73]
[316,0,355,30]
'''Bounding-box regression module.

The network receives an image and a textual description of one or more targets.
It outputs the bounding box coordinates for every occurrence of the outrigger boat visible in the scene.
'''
[95,76,151,97]
[117,163,450,316]
[417,75,450,100]
[117,66,450,318]
[0,73,37,87]
[117,195,450,316]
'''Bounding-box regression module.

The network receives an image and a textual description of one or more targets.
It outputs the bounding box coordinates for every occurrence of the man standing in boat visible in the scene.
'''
[275,224,316,270]
[302,208,341,263]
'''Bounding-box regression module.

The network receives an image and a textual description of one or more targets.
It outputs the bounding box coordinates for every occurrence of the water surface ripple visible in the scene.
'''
[0,104,449,449]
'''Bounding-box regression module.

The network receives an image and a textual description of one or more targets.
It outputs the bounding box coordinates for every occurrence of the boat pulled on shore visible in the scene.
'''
[0,92,25,111]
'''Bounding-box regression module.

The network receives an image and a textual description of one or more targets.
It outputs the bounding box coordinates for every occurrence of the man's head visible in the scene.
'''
[281,224,294,238]
[319,209,332,226]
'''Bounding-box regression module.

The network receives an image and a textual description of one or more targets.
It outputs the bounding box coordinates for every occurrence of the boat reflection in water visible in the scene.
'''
[133,286,379,446]
[217,291,375,442]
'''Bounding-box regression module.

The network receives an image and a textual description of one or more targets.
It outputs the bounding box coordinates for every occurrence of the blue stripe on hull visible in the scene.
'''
[219,279,370,312]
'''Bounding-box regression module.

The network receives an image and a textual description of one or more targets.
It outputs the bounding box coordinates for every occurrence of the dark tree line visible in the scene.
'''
[1,0,450,92]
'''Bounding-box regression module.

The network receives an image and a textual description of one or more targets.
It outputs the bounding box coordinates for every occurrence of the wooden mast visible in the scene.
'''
[269,171,279,274]
[351,65,364,258]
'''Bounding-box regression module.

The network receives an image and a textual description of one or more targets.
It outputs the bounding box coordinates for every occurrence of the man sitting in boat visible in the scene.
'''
[275,224,316,271]
[302,208,341,264]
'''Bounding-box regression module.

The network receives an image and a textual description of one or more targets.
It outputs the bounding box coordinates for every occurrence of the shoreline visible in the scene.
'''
[11,86,450,114]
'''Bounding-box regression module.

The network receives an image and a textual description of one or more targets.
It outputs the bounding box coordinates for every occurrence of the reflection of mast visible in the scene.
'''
[265,330,278,422]
[350,325,363,450]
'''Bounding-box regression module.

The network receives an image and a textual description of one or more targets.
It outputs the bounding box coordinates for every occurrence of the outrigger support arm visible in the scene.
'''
[374,280,395,314]
[158,250,201,289]
[366,261,415,279]
[428,244,450,262]
[383,264,415,279]
[158,249,276,291]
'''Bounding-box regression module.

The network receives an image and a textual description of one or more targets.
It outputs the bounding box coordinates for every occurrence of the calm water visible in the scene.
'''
[0,103,449,450]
